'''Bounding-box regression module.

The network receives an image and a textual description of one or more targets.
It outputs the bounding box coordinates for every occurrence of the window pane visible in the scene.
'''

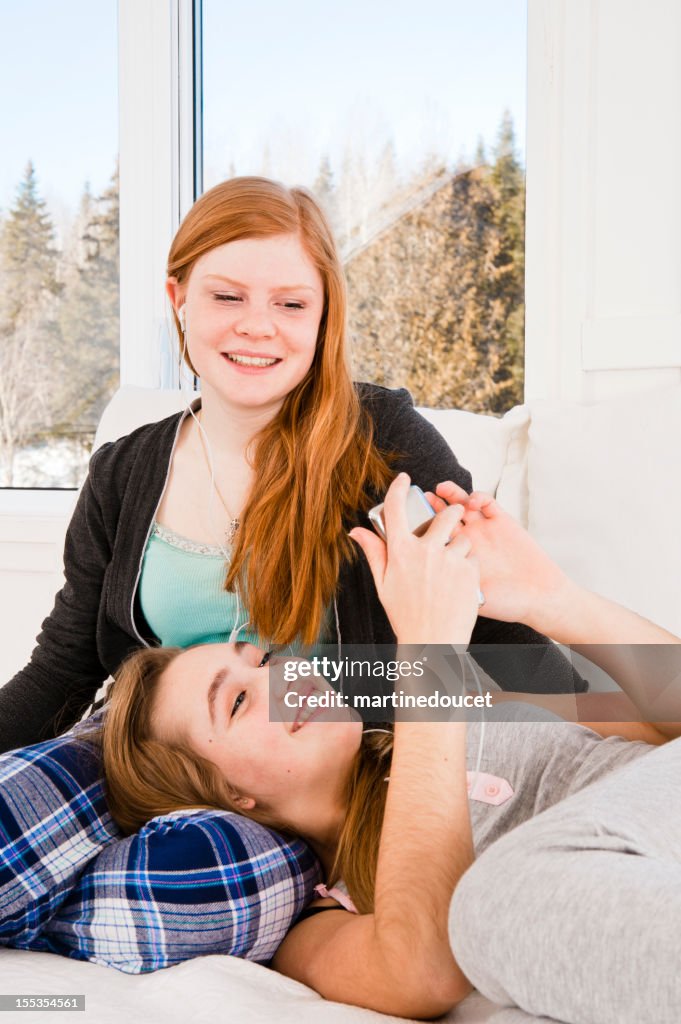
[0,0,119,488]
[202,0,526,412]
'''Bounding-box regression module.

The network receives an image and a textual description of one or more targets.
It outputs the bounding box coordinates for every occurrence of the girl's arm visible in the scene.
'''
[432,483,681,739]
[483,689,669,744]
[274,474,479,1018]
[527,582,681,739]
[273,719,473,1018]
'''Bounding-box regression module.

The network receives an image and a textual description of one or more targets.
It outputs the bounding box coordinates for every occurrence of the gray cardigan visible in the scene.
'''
[0,384,586,753]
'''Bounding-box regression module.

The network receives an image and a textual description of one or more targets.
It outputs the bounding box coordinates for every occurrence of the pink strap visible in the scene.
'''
[466,770,514,805]
[314,884,359,914]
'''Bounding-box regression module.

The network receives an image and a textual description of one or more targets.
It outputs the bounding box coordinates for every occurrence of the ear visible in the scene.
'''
[234,794,256,811]
[166,276,185,312]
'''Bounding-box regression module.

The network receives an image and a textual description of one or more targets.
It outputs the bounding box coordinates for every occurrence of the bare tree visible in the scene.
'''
[0,317,53,485]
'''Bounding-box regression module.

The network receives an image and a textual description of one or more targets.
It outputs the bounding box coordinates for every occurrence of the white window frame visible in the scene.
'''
[118,0,201,394]
[0,0,200,515]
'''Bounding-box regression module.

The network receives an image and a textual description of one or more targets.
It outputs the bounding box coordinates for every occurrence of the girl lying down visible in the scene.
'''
[100,474,681,1023]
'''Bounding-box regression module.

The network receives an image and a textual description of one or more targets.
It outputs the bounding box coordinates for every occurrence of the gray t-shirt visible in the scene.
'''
[466,702,653,857]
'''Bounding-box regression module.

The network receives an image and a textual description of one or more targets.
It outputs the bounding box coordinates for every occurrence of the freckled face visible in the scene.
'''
[151,642,362,825]
[167,234,325,416]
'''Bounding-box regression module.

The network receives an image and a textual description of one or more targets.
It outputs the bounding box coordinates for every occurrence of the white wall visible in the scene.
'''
[0,493,74,681]
[525,0,681,402]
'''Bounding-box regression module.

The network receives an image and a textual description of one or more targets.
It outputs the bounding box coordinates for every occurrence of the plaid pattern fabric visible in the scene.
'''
[35,810,321,971]
[0,734,118,943]
[0,729,321,970]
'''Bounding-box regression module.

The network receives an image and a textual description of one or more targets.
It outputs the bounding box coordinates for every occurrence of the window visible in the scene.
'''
[0,0,119,489]
[202,0,527,412]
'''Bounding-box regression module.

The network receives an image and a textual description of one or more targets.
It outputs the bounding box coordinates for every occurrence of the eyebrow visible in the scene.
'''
[206,641,247,726]
[202,274,318,292]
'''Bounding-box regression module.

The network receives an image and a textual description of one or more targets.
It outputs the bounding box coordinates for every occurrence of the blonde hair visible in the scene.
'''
[97,646,393,913]
[99,647,241,834]
[166,176,393,646]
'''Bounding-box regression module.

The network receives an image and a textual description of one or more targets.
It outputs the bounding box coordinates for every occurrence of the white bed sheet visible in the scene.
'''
[0,948,502,1024]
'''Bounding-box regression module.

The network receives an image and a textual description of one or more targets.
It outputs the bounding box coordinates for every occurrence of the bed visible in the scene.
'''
[0,947,501,1023]
[2,384,679,1023]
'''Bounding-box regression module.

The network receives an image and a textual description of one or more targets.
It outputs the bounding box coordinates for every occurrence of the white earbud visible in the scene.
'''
[178,306,186,332]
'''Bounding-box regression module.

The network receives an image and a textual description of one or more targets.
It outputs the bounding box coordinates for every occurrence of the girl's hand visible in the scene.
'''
[349,474,480,645]
[425,481,572,630]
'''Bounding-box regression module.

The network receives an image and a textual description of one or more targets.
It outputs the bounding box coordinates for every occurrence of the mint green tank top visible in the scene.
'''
[139,522,331,653]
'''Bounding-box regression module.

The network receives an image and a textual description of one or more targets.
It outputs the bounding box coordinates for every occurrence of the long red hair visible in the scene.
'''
[167,177,393,644]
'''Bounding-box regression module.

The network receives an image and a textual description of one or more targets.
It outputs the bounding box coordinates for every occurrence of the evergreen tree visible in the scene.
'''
[487,109,526,402]
[0,161,62,484]
[491,109,524,202]
[54,161,120,438]
[0,160,62,320]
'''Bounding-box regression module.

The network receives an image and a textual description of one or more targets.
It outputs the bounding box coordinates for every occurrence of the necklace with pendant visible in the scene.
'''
[196,413,241,546]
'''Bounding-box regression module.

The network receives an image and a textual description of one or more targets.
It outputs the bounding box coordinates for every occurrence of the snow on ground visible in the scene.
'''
[3,438,92,488]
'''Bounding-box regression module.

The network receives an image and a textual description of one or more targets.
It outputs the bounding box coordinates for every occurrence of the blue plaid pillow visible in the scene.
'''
[35,810,320,971]
[0,731,118,943]
[0,727,321,968]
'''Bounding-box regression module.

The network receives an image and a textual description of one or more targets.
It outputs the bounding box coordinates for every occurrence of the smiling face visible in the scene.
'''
[166,234,325,417]
[151,642,362,842]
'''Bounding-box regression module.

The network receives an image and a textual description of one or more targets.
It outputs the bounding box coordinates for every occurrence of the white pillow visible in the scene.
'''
[493,405,531,527]
[94,387,189,450]
[526,386,681,635]
[416,407,519,498]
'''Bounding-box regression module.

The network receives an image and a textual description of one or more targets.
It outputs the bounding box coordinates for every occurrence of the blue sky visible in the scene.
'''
[203,0,528,190]
[1,0,527,217]
[0,0,118,216]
